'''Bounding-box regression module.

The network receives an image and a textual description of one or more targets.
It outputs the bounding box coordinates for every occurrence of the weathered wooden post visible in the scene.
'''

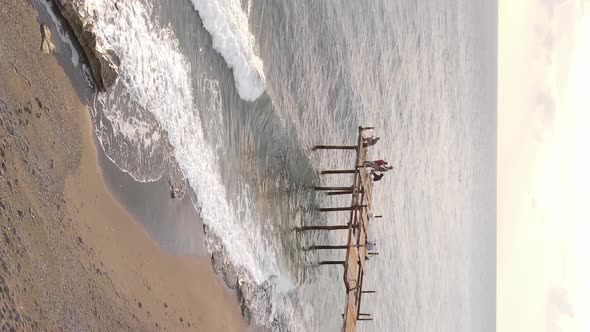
[321,169,358,175]
[304,244,362,251]
[327,190,357,196]
[313,145,357,150]
[318,205,367,212]
[327,190,354,196]
[314,186,353,191]
[318,260,346,266]
[296,225,350,231]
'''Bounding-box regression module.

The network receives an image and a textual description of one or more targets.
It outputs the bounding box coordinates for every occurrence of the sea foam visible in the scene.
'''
[79,0,298,329]
[85,0,273,282]
[190,0,266,101]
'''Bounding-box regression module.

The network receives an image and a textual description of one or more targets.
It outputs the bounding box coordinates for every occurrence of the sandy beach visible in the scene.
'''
[0,1,246,331]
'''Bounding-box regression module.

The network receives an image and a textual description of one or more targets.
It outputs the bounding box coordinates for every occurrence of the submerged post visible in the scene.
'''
[314,186,353,191]
[318,260,346,266]
[313,145,357,150]
[321,169,358,175]
[327,190,354,196]
[304,244,360,251]
[297,225,349,231]
[318,205,367,212]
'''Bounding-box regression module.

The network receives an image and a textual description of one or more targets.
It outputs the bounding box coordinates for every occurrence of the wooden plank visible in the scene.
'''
[297,225,350,231]
[318,205,367,212]
[313,145,358,150]
[321,169,358,174]
[315,186,353,191]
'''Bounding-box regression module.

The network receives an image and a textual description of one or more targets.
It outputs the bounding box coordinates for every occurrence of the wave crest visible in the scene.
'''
[190,0,266,101]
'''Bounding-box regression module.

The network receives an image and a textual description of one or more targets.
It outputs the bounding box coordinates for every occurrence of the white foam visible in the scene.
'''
[190,0,266,101]
[86,0,281,284]
[81,1,306,328]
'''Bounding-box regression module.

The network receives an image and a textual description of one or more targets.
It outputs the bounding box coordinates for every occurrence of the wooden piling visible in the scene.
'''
[327,190,354,196]
[297,225,350,231]
[305,245,360,251]
[313,145,357,150]
[321,169,358,175]
[318,260,346,266]
[314,186,353,191]
[318,205,367,212]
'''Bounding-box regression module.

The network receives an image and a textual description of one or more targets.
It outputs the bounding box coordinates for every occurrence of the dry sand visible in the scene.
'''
[0,1,246,331]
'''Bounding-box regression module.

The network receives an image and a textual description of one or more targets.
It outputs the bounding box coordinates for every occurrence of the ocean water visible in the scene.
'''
[44,0,497,330]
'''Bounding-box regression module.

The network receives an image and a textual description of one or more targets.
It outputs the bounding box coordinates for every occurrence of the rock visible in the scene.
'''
[169,178,186,199]
[40,24,55,55]
[53,0,120,92]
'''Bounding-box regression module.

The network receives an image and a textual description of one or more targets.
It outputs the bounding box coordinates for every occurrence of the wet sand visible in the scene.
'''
[0,1,245,331]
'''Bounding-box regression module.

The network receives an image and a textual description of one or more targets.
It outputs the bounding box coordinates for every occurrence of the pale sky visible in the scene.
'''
[498,0,590,331]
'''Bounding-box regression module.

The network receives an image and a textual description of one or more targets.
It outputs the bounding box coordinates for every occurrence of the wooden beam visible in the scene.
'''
[304,244,360,251]
[312,145,357,150]
[296,225,349,231]
[321,169,357,174]
[318,205,367,212]
[327,190,354,196]
[314,186,353,191]
[318,260,345,266]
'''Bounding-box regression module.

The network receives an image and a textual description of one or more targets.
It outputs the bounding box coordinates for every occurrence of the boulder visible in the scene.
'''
[40,24,55,55]
[52,0,120,92]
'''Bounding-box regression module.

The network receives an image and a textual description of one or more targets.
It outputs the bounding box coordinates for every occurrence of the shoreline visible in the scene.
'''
[0,1,246,331]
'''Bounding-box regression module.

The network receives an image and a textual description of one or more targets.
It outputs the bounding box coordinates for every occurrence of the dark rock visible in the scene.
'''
[53,0,120,91]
